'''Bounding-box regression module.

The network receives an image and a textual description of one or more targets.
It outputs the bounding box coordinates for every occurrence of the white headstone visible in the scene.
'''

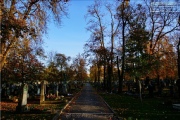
[62,83,67,94]
[21,84,28,106]
[37,88,40,95]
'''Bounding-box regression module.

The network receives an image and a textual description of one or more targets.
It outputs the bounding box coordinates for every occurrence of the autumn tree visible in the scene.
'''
[143,0,179,78]
[115,0,179,93]
[71,54,88,82]
[150,36,177,80]
[1,39,44,83]
[44,52,70,82]
[45,61,60,82]
[105,2,121,92]
[0,0,69,71]
[125,4,150,80]
[116,0,131,93]
[85,0,106,85]
[90,64,98,83]
[55,53,71,81]
[85,0,121,92]
[84,34,109,86]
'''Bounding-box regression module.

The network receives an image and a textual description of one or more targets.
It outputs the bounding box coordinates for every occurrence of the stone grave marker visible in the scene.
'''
[56,83,59,97]
[37,87,40,95]
[16,84,28,112]
[22,84,28,105]
[40,81,45,104]
[62,82,67,95]
[62,74,68,95]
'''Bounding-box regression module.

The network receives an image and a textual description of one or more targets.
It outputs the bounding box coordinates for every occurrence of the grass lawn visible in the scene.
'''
[101,94,180,120]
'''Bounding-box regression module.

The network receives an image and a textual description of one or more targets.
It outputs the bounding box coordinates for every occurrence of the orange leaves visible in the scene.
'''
[0,101,61,112]
[13,17,26,28]
[0,102,17,111]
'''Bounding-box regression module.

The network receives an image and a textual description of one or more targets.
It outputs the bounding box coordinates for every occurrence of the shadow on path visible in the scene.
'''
[55,83,115,120]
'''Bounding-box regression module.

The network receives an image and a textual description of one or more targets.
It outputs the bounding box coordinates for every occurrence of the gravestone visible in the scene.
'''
[22,84,28,105]
[138,80,142,102]
[40,81,45,104]
[53,83,56,94]
[37,87,40,95]
[62,74,68,95]
[62,83,67,95]
[56,84,59,97]
[16,84,28,112]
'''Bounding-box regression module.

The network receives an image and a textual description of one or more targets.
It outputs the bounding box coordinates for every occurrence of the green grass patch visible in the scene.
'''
[101,94,180,120]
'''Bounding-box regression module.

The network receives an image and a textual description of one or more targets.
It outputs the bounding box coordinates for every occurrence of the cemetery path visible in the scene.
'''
[54,83,115,120]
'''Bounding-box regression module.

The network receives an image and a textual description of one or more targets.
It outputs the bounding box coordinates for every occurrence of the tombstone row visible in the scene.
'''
[1,81,83,113]
[1,81,83,99]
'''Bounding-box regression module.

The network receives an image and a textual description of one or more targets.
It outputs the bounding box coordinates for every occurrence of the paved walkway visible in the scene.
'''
[55,83,115,120]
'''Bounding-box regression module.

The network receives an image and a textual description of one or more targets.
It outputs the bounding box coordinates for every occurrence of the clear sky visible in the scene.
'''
[43,0,94,58]
[43,0,170,59]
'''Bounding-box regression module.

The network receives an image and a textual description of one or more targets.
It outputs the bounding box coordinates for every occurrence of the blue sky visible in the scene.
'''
[42,0,144,59]
[43,0,94,58]
[43,0,179,58]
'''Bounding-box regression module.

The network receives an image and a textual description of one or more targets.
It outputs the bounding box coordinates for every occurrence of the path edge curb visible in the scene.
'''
[52,88,83,120]
[98,92,121,120]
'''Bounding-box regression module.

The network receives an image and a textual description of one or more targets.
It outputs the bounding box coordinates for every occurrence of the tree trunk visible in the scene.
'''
[97,64,101,83]
[107,64,112,93]
[119,12,126,93]
[117,56,121,94]
[103,64,107,91]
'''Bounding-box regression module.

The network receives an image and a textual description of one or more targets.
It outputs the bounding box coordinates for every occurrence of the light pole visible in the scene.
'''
[178,15,180,79]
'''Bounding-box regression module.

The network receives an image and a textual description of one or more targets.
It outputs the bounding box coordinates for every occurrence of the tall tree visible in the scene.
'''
[45,61,60,82]
[85,0,107,88]
[85,0,121,91]
[143,0,179,74]
[0,0,69,71]
[116,0,130,93]
[150,36,177,80]
[55,53,70,81]
[125,4,150,80]
[105,2,121,92]
[71,54,87,82]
